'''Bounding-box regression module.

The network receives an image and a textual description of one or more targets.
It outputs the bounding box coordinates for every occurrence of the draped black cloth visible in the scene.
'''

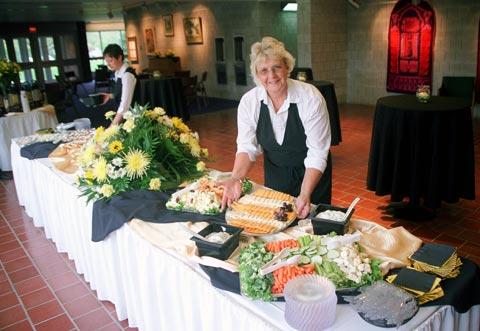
[91,190,225,242]
[367,95,475,209]
[20,142,60,160]
[137,78,188,121]
[201,258,480,312]
[307,80,342,145]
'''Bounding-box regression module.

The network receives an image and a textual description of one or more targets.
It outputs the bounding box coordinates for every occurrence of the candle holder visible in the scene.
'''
[296,71,307,82]
[416,85,431,103]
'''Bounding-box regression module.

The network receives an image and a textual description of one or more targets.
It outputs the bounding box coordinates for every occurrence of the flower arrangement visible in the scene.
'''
[0,59,21,96]
[165,49,175,57]
[76,104,209,201]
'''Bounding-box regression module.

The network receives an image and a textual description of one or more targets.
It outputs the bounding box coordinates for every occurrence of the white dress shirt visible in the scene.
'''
[115,63,137,114]
[236,78,331,172]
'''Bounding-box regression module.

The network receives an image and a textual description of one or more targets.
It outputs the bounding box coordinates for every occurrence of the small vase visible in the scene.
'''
[416,85,431,103]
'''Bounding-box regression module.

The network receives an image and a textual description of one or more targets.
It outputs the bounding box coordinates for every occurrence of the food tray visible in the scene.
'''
[225,188,297,236]
[191,222,243,260]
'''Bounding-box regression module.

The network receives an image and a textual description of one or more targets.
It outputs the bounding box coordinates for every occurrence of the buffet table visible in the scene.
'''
[10,141,480,330]
[0,106,57,171]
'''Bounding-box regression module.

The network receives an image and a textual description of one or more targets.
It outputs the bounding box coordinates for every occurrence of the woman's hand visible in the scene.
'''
[99,93,113,105]
[295,194,311,219]
[219,178,243,211]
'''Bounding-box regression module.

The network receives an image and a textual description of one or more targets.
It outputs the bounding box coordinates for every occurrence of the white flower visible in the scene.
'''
[123,111,133,120]
[112,157,123,167]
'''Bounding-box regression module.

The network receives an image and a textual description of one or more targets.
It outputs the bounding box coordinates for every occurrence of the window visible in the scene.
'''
[38,36,56,61]
[13,38,33,63]
[0,39,8,60]
[19,69,37,83]
[43,66,59,82]
[86,30,126,71]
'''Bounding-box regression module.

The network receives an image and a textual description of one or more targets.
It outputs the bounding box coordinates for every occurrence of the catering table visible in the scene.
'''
[367,95,475,209]
[11,140,480,331]
[137,77,188,121]
[0,106,57,171]
[307,80,342,145]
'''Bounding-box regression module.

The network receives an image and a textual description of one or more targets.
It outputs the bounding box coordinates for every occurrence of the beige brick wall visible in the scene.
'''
[347,0,480,105]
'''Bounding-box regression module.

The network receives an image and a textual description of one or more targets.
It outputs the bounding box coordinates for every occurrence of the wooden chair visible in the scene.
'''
[196,71,208,106]
[438,76,475,105]
[181,75,199,112]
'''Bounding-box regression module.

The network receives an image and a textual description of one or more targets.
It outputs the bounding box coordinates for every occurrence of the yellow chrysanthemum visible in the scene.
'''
[104,125,119,139]
[124,149,150,179]
[80,145,96,165]
[95,126,105,142]
[100,184,115,198]
[108,140,123,154]
[190,144,201,157]
[172,117,189,133]
[179,133,190,144]
[201,148,209,158]
[153,107,166,116]
[123,119,135,133]
[84,169,95,180]
[105,111,116,120]
[149,178,162,190]
[196,161,206,172]
[92,156,108,182]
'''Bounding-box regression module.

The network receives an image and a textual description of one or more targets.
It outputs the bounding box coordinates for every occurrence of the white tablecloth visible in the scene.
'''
[10,141,480,331]
[0,107,57,171]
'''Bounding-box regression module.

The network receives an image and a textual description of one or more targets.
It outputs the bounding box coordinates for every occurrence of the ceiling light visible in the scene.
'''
[282,3,297,12]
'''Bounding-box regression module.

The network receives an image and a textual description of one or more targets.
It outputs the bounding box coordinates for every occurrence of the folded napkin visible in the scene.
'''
[20,142,60,160]
[387,268,444,305]
[48,142,84,174]
[409,243,462,278]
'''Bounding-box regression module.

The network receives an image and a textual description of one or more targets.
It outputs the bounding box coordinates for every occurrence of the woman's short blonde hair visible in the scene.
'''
[249,36,295,86]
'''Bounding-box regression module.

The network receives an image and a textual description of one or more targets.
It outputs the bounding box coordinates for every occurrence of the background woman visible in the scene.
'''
[221,36,332,219]
[100,44,137,125]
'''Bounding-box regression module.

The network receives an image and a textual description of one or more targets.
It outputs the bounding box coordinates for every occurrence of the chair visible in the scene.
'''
[45,81,70,122]
[196,71,208,106]
[290,67,314,81]
[94,66,111,92]
[438,76,475,105]
[174,70,191,78]
[181,75,199,112]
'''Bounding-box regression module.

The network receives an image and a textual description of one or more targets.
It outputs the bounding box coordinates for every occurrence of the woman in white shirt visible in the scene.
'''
[100,44,137,125]
[221,37,331,219]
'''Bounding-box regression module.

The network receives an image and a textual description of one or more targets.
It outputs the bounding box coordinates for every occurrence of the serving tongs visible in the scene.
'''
[259,248,301,276]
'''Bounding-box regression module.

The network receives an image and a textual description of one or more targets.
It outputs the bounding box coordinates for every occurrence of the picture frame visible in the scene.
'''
[183,17,203,44]
[127,37,138,63]
[144,27,156,55]
[163,15,174,37]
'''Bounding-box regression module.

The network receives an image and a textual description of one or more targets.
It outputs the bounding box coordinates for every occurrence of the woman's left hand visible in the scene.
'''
[295,194,311,219]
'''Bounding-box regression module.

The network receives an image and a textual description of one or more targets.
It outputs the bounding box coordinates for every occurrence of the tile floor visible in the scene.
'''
[0,103,479,330]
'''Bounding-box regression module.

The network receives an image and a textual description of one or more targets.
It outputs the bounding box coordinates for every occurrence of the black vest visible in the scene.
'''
[113,67,137,106]
[255,101,332,204]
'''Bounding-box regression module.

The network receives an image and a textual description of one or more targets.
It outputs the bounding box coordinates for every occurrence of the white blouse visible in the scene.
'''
[236,78,331,173]
[114,63,137,114]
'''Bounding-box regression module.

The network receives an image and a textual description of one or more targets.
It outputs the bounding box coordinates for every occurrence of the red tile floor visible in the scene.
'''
[0,104,479,330]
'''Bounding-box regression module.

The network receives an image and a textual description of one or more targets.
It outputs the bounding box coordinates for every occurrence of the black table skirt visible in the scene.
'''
[136,78,188,121]
[367,95,475,209]
[308,80,342,145]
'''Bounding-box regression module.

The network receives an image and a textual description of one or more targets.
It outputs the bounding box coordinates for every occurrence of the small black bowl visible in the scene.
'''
[191,222,243,261]
[309,203,354,235]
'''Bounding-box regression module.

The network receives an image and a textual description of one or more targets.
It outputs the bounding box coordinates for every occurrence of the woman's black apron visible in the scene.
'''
[255,101,332,204]
[113,67,138,106]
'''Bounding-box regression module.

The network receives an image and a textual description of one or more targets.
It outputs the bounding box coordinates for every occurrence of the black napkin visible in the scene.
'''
[393,268,437,293]
[91,189,225,242]
[20,142,60,160]
[410,243,456,267]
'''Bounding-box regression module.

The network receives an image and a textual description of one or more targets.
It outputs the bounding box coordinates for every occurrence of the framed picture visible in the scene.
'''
[163,15,174,37]
[183,17,203,44]
[144,27,156,55]
[127,37,138,63]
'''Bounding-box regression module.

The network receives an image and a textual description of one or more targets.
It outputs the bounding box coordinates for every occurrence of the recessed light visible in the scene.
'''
[282,3,297,12]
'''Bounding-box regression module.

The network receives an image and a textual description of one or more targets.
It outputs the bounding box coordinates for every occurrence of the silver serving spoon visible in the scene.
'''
[343,197,360,222]
[183,225,209,242]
